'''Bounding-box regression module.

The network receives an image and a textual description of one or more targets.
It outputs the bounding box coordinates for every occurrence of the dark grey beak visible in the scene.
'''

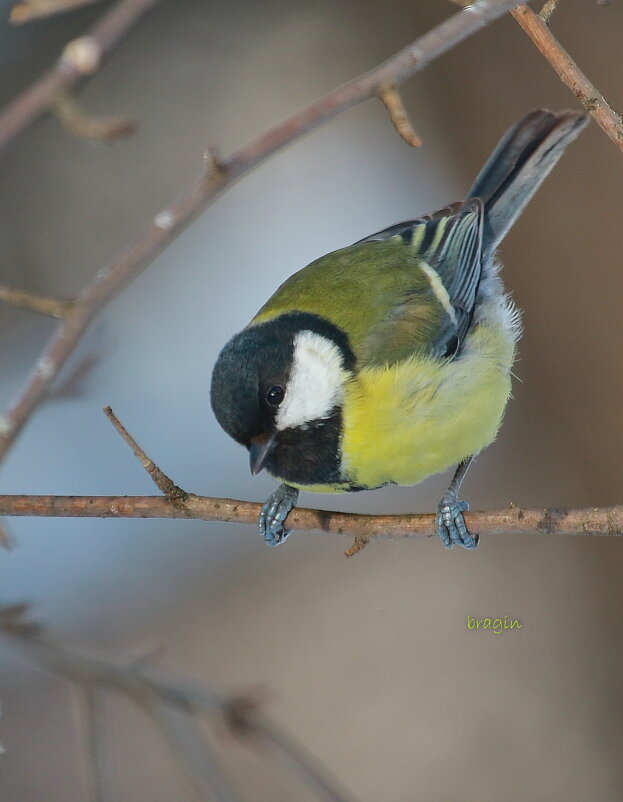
[249,433,276,476]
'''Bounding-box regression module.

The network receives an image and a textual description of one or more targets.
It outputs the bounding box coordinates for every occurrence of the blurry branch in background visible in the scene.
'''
[0,283,74,319]
[10,0,105,23]
[0,0,527,465]
[0,605,357,802]
[0,520,12,549]
[451,0,623,152]
[49,353,102,399]
[0,0,159,154]
[150,702,245,802]
[73,685,109,802]
[51,89,138,143]
[0,407,622,556]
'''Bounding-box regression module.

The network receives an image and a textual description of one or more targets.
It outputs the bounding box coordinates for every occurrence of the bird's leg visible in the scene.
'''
[259,484,299,547]
[436,457,478,550]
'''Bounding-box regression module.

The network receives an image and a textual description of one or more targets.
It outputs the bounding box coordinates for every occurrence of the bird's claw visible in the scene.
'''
[259,484,299,547]
[436,494,479,550]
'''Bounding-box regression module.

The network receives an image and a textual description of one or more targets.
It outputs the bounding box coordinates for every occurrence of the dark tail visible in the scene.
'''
[469,109,588,255]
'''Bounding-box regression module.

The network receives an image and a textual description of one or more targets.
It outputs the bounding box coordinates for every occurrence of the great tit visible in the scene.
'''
[211,109,587,549]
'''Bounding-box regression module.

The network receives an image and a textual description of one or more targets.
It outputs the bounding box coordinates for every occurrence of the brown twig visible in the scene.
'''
[0,283,74,319]
[51,90,137,143]
[538,0,559,23]
[0,611,357,802]
[344,535,371,558]
[377,84,423,148]
[0,494,621,541]
[0,0,159,154]
[0,0,525,464]
[2,402,621,545]
[10,0,106,23]
[451,0,623,151]
[510,5,623,150]
[103,406,187,503]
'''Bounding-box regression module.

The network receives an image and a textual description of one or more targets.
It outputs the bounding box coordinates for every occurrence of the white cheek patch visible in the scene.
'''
[276,330,348,431]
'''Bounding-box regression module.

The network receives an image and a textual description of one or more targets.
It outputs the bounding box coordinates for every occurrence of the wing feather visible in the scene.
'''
[358,200,483,363]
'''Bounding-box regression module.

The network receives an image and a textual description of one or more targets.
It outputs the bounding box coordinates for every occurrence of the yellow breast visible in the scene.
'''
[340,322,515,489]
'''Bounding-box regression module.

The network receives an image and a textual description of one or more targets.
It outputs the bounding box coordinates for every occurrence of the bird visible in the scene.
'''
[210,109,588,549]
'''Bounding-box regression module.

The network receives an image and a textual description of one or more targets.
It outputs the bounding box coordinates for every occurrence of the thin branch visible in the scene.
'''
[450,0,623,151]
[0,494,621,541]
[0,612,357,802]
[74,685,108,802]
[10,0,106,23]
[103,406,187,502]
[510,5,623,150]
[2,403,621,545]
[0,283,74,319]
[150,702,243,802]
[0,0,525,464]
[377,84,422,148]
[50,353,101,399]
[227,697,351,802]
[0,0,159,154]
[51,90,137,143]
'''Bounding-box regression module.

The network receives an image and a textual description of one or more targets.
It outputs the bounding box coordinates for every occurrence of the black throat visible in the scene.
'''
[264,406,343,485]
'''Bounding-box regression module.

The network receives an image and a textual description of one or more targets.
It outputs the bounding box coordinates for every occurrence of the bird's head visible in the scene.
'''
[210,312,355,485]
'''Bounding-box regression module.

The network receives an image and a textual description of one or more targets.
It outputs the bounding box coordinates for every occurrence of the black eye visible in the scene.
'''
[265,385,284,406]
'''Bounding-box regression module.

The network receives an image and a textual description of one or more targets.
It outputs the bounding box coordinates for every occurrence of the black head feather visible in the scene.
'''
[210,323,293,446]
[210,311,356,485]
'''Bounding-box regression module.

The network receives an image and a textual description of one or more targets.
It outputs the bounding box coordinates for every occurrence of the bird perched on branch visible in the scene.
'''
[211,109,587,549]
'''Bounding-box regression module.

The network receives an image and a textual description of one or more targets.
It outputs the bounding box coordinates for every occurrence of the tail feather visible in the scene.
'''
[469,109,588,254]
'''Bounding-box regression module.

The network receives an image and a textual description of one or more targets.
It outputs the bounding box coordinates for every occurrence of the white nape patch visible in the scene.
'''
[276,331,347,431]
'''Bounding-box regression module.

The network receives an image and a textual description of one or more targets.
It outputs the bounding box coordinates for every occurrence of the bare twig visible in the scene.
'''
[50,353,101,399]
[150,702,243,802]
[232,706,355,802]
[0,406,619,544]
[204,147,225,177]
[377,84,423,148]
[103,406,187,502]
[511,5,623,149]
[0,0,524,464]
[10,0,106,23]
[343,535,371,558]
[51,90,137,143]
[1,404,621,542]
[451,0,623,151]
[0,0,159,154]
[0,283,74,319]
[1,611,357,802]
[0,494,621,541]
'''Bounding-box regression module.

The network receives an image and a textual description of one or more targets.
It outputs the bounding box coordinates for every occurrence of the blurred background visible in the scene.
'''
[1,0,622,799]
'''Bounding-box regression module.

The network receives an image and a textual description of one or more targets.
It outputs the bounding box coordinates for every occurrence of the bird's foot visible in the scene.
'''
[436,492,479,550]
[259,484,299,547]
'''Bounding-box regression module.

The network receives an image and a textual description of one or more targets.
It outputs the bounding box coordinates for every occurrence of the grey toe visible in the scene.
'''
[258,484,299,547]
[436,496,478,550]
